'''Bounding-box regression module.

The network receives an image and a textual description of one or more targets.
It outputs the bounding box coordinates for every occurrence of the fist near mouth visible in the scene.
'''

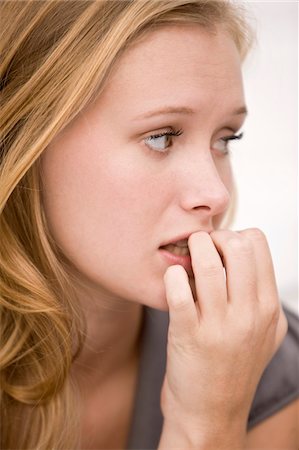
[160,228,288,447]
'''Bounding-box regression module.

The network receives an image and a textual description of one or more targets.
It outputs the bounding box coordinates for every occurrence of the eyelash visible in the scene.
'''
[143,129,244,155]
[144,129,183,153]
[219,132,244,154]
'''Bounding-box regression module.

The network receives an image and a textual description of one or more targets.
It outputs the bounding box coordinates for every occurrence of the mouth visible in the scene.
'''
[159,239,193,276]
[159,241,190,256]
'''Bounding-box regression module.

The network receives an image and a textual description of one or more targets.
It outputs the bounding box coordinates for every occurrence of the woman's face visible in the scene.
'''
[41,25,246,311]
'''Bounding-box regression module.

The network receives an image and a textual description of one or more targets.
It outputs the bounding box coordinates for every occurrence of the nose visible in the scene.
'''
[178,153,231,218]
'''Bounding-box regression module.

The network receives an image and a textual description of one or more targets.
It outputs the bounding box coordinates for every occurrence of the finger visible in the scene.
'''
[188,231,227,320]
[236,228,280,308]
[209,230,257,311]
[163,265,199,345]
[236,229,286,358]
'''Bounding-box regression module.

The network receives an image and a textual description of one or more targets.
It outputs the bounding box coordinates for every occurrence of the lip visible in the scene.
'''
[159,247,194,277]
[158,229,213,277]
[159,229,213,247]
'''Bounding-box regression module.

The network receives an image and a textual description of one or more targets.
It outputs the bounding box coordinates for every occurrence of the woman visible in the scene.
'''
[0,1,298,449]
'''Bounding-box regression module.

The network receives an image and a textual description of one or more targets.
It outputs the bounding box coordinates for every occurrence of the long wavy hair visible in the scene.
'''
[0,1,253,448]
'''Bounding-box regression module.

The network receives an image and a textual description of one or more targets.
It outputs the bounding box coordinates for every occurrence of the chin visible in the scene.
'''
[138,282,170,312]
[140,273,197,312]
[149,298,169,312]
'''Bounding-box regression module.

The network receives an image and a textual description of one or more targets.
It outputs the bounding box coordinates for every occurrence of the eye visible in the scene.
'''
[143,129,183,153]
[213,132,244,155]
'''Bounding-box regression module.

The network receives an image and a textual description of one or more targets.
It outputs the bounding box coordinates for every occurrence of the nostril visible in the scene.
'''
[192,205,210,211]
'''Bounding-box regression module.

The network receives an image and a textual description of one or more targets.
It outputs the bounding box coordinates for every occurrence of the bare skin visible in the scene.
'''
[40,24,293,449]
[41,22,239,402]
[245,399,299,449]
[159,229,288,449]
[78,350,140,449]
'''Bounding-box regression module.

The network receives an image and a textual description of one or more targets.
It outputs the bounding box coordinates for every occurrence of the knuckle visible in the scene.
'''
[278,311,288,341]
[199,262,220,278]
[242,227,267,242]
[233,311,256,340]
[226,236,252,255]
[168,325,200,352]
[209,230,221,239]
[268,304,280,326]
[262,301,280,324]
[208,327,226,350]
[188,231,207,246]
[239,317,255,336]
[170,296,189,312]
[259,303,282,342]
[237,324,256,346]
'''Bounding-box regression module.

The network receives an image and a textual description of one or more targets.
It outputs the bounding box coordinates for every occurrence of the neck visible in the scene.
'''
[69,273,144,392]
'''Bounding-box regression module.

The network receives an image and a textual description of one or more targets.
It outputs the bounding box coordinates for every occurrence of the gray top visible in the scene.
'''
[126,305,299,450]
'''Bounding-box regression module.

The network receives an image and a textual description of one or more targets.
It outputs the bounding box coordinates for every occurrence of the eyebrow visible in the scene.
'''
[134,105,248,120]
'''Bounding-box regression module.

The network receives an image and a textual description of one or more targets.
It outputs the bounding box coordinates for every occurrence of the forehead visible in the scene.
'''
[99,24,244,115]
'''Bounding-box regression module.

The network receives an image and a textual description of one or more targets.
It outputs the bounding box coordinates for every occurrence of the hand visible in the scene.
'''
[160,228,288,446]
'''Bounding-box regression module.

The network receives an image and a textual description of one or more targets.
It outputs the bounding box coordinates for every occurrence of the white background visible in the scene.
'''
[229,1,298,314]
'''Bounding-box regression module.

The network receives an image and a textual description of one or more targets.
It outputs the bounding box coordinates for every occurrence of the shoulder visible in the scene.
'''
[248,305,299,428]
[245,305,299,448]
[245,397,299,449]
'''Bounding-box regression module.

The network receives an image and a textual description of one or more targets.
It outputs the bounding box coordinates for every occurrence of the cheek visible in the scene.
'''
[40,136,164,262]
[220,159,234,194]
[40,140,170,308]
[213,160,234,229]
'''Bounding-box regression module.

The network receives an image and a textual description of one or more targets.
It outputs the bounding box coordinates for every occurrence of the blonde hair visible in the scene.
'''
[0,1,253,448]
